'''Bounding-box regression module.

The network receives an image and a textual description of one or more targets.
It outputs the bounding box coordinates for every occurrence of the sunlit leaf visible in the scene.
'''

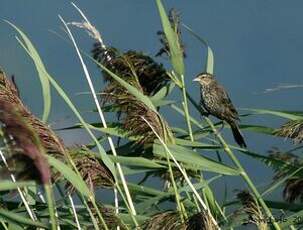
[0,208,48,228]
[5,21,51,122]
[182,24,214,74]
[16,36,116,179]
[47,155,92,199]
[153,143,240,175]
[0,181,36,191]
[110,156,165,169]
[156,0,184,77]
[241,108,303,120]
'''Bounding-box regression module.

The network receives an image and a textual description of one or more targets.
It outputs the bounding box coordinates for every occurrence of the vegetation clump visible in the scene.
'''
[0,2,303,230]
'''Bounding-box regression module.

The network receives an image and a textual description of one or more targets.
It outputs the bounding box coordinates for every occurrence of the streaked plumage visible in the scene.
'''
[194,73,247,147]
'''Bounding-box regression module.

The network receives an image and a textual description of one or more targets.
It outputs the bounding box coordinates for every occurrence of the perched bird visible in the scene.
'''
[193,73,247,147]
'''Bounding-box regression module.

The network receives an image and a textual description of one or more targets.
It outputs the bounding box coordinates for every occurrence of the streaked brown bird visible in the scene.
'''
[193,73,247,147]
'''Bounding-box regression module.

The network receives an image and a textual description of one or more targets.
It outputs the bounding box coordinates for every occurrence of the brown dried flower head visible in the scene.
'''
[283,178,303,203]
[91,33,174,146]
[143,211,185,230]
[0,68,67,183]
[186,211,218,230]
[275,119,303,144]
[0,102,50,184]
[89,203,127,230]
[236,190,267,229]
[92,46,170,98]
[66,148,114,192]
[267,148,303,203]
[0,69,66,159]
[123,100,174,145]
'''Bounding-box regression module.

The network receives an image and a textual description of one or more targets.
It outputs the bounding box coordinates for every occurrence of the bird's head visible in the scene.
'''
[193,73,214,86]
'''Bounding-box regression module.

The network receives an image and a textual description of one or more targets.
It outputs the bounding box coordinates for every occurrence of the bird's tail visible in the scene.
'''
[229,122,247,148]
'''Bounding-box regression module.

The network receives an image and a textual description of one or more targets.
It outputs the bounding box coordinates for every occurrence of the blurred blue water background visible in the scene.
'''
[1,0,303,211]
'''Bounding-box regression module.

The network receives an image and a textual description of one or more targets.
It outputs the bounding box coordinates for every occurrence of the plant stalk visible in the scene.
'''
[204,116,281,230]
[81,197,101,230]
[165,153,185,223]
[68,195,81,230]
[180,74,194,142]
[44,183,58,230]
[142,116,220,229]
[187,92,280,229]
[59,11,137,221]
[0,149,37,222]
[179,74,225,222]
[0,221,8,230]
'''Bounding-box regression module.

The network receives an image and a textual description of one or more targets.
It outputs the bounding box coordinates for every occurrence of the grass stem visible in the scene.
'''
[204,116,281,230]
[0,150,37,222]
[142,116,220,229]
[44,183,58,230]
[165,152,185,222]
[187,91,282,229]
[68,195,81,230]
[59,8,137,222]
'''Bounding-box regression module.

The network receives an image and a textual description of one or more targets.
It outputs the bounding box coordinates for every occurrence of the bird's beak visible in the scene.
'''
[193,77,200,82]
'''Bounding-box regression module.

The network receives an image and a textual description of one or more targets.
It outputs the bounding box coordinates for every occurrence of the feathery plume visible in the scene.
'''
[143,211,185,230]
[275,119,303,144]
[186,211,218,230]
[236,190,267,229]
[0,103,50,184]
[268,148,303,203]
[0,69,66,159]
[66,147,114,192]
[89,203,128,230]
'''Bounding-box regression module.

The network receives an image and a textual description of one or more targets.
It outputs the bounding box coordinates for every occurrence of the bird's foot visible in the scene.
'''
[217,122,225,133]
[201,111,210,117]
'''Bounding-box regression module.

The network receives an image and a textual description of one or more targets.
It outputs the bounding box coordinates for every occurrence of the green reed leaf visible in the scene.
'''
[47,155,92,199]
[241,108,303,120]
[156,0,184,77]
[5,21,51,122]
[15,36,116,179]
[0,208,48,229]
[182,24,214,74]
[0,181,36,191]
[153,143,240,175]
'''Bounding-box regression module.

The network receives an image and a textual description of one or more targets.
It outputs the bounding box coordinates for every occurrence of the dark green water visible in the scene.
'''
[0,0,303,215]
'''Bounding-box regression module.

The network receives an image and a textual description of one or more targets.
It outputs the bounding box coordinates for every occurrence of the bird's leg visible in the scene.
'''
[200,110,210,117]
[202,112,210,117]
[217,121,225,133]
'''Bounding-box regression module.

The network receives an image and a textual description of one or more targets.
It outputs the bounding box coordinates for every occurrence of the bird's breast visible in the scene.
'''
[200,86,215,110]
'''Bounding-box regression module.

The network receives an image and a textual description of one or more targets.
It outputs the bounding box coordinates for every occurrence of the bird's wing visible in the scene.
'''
[213,83,239,120]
